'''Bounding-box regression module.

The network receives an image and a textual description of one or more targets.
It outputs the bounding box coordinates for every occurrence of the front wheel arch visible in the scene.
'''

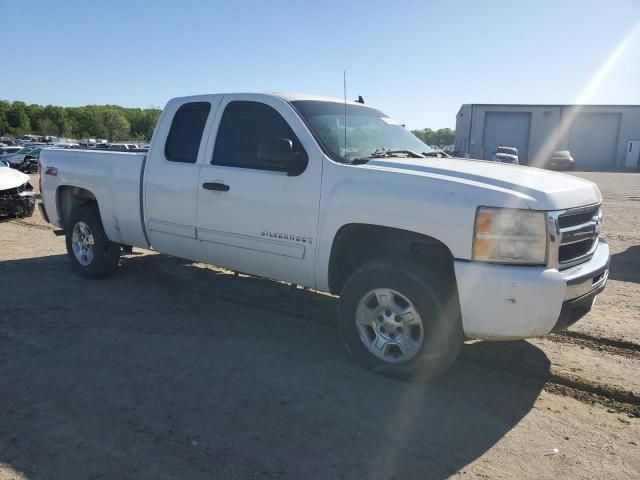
[327,223,456,294]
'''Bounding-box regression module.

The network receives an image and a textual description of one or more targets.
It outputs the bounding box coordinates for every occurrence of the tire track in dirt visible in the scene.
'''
[5,219,55,230]
[459,348,640,418]
[547,331,640,359]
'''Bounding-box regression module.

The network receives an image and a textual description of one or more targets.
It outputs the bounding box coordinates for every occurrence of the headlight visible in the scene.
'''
[473,207,547,264]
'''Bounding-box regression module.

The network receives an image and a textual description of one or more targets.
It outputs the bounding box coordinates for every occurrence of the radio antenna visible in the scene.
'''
[343,70,347,162]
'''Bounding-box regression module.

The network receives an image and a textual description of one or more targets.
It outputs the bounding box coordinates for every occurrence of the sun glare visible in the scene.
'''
[530,20,640,168]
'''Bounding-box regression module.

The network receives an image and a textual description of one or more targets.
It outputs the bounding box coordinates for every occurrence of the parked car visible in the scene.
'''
[423,150,451,158]
[39,92,609,380]
[94,143,110,150]
[547,150,575,171]
[0,146,23,156]
[4,146,41,173]
[51,143,80,149]
[108,143,139,152]
[492,146,519,164]
[0,163,35,218]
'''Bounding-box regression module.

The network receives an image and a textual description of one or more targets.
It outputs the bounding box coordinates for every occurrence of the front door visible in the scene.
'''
[196,96,322,288]
[625,140,640,168]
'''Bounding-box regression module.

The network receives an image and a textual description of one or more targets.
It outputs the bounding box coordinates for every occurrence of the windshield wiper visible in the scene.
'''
[371,148,424,158]
[350,148,424,164]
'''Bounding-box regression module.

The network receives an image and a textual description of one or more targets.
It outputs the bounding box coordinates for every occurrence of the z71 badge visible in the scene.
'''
[261,231,313,244]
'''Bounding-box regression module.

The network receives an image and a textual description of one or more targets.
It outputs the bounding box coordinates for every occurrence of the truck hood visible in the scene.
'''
[364,157,601,211]
[0,166,30,190]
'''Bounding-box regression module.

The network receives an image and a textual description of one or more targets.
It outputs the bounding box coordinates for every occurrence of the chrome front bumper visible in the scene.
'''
[560,238,610,301]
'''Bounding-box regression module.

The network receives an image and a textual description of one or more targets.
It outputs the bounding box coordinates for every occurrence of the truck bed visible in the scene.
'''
[39,148,149,248]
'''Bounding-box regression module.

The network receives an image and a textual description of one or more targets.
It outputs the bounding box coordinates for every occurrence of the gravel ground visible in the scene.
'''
[565,172,640,344]
[0,172,638,479]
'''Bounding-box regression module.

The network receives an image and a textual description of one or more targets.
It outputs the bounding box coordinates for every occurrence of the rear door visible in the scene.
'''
[196,95,322,288]
[144,96,221,259]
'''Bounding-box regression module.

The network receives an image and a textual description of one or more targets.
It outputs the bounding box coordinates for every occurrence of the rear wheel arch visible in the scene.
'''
[56,185,99,229]
[327,223,457,294]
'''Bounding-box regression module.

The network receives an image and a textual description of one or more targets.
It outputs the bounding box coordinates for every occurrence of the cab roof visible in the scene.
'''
[270,92,363,106]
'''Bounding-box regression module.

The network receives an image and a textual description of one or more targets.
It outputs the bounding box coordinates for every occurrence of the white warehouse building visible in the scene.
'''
[454,104,640,169]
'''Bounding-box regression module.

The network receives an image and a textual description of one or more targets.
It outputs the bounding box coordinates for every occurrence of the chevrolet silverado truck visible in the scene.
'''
[38,93,610,379]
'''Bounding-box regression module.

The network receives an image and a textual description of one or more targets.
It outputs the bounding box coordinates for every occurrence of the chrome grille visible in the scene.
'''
[548,204,601,269]
[557,206,600,228]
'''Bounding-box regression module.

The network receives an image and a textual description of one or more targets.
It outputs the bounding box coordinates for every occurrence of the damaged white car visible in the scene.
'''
[0,164,36,218]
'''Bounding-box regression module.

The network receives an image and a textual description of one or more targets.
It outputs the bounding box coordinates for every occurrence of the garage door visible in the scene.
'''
[482,112,532,164]
[568,113,620,168]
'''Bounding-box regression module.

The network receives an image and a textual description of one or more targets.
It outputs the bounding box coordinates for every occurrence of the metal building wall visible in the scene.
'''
[454,104,640,168]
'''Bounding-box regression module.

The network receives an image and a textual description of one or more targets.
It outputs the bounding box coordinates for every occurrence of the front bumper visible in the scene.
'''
[454,239,609,340]
[551,282,605,333]
[0,190,36,217]
[548,160,574,170]
[494,156,519,164]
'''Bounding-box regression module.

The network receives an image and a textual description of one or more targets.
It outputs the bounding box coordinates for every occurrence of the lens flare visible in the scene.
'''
[530,21,640,168]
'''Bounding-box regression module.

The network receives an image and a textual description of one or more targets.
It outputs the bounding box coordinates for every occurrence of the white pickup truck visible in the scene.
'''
[39,93,609,379]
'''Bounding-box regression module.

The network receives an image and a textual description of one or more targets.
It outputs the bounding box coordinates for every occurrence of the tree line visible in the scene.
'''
[411,127,455,147]
[1,99,455,146]
[0,100,161,141]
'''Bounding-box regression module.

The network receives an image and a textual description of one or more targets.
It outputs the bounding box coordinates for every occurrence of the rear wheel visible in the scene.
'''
[65,204,120,278]
[338,257,463,380]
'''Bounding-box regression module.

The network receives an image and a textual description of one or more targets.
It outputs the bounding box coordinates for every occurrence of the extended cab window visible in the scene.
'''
[212,101,306,173]
[165,102,211,163]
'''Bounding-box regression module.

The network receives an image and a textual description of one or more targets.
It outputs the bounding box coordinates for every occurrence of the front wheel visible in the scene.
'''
[65,204,121,278]
[338,257,463,380]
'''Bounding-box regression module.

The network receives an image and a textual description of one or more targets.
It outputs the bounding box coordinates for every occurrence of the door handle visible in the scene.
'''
[202,182,230,192]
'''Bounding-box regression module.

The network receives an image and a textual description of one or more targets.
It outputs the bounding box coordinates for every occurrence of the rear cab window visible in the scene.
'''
[165,102,211,163]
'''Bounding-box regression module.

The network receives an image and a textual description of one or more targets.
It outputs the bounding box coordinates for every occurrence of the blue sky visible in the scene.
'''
[1,0,639,129]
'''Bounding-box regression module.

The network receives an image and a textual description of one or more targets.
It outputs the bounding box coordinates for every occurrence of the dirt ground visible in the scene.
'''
[0,171,638,479]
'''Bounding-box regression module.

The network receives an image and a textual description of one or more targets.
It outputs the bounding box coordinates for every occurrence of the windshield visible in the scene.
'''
[496,147,517,155]
[14,147,35,156]
[552,150,570,157]
[291,100,432,163]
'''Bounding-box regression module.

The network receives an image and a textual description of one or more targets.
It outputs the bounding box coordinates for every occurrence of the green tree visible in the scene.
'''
[43,105,67,136]
[0,99,162,140]
[100,108,130,141]
[36,117,60,135]
[6,102,31,136]
[126,108,161,140]
[411,127,455,147]
[0,100,10,136]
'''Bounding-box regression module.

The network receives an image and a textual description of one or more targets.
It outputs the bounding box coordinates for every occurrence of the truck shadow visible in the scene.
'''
[609,244,640,284]
[0,252,551,479]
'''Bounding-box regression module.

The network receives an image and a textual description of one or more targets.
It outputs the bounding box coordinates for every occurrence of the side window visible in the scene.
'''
[212,101,306,172]
[164,101,211,163]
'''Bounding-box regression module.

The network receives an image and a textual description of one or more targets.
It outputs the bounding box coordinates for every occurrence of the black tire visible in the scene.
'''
[338,256,463,381]
[65,203,120,279]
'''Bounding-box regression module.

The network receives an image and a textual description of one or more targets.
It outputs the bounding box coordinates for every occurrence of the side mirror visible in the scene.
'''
[258,138,306,175]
